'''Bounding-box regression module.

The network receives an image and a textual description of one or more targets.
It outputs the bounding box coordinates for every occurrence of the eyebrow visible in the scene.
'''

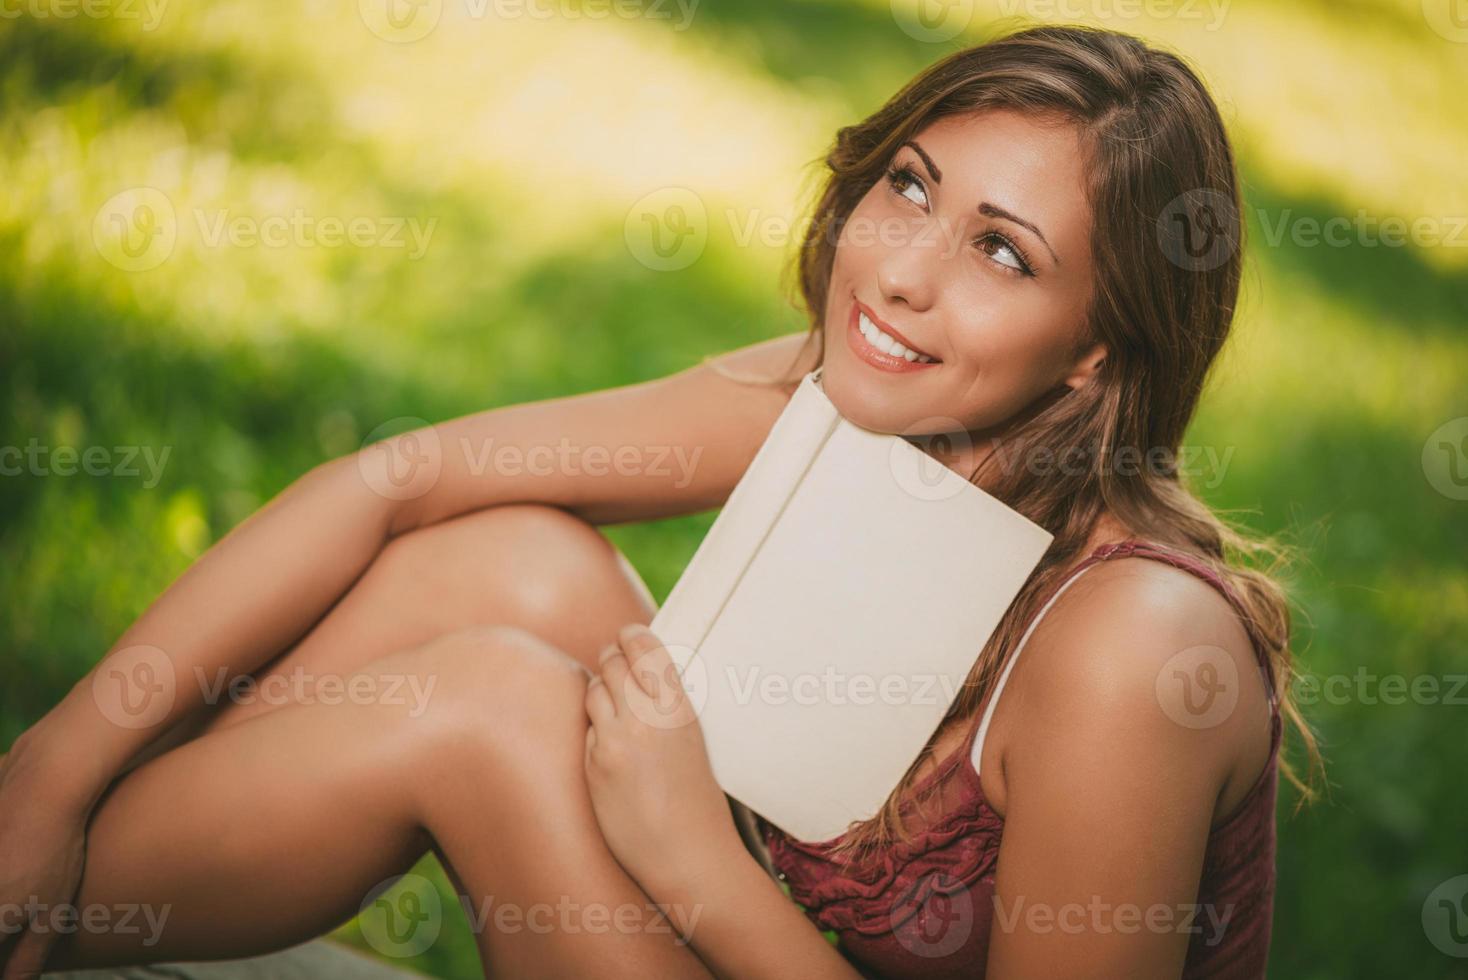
[979,202,1060,265]
[903,139,1060,266]
[903,140,942,183]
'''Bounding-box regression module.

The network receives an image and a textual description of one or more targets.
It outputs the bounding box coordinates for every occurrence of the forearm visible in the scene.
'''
[652,845,861,980]
[23,453,404,811]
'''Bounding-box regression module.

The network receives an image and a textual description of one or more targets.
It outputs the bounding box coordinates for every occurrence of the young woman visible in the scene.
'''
[1,24,1310,980]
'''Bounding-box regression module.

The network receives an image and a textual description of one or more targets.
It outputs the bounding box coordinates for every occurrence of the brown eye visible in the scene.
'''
[886,165,928,209]
[976,232,1033,276]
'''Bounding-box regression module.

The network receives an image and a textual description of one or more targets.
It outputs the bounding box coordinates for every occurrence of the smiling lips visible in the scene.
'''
[847,299,941,373]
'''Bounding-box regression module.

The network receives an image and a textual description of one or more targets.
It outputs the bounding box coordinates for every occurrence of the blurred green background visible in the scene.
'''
[2,1,1465,977]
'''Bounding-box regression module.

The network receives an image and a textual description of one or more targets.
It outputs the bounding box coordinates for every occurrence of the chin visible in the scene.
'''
[820,360,943,436]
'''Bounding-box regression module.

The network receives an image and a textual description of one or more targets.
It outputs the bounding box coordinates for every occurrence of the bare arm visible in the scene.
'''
[17,331,820,812]
[983,560,1272,978]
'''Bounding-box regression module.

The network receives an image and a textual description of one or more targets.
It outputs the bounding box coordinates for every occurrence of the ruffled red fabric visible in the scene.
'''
[760,539,1282,980]
[766,785,1003,936]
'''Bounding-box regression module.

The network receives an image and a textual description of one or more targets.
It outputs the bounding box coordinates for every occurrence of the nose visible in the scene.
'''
[875,224,938,313]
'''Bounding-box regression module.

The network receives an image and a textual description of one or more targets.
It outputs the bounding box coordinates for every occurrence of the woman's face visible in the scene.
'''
[820,109,1105,445]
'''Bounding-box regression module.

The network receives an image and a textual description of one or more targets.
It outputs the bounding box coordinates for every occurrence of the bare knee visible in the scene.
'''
[372,505,656,666]
[407,625,590,764]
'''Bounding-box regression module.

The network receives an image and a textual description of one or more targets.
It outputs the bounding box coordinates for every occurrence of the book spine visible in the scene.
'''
[650,371,838,664]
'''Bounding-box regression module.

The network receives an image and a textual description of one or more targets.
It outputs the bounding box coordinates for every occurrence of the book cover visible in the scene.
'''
[649,367,1054,842]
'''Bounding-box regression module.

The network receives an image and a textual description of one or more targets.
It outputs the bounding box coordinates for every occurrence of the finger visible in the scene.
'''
[619,624,684,706]
[617,622,663,663]
[584,674,616,725]
[600,648,633,712]
[596,641,620,666]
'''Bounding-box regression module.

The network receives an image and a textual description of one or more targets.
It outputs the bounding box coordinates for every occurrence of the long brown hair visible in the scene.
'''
[713,23,1318,858]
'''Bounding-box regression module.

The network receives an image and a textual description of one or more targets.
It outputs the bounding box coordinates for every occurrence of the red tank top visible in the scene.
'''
[759,538,1282,979]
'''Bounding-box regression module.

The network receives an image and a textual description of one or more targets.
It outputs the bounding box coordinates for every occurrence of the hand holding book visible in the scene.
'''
[584,623,744,905]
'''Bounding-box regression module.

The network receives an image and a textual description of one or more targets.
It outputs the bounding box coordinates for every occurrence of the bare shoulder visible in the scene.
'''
[988,552,1274,822]
[701,329,820,386]
[676,330,819,424]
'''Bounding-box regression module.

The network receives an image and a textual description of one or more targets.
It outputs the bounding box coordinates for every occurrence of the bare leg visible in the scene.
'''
[130,503,657,763]
[45,626,711,979]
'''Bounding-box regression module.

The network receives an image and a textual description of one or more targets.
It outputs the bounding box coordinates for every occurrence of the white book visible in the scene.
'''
[649,367,1053,843]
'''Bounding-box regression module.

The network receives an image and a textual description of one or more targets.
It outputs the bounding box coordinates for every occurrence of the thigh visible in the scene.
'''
[47,627,710,980]
[140,504,656,757]
[45,644,442,969]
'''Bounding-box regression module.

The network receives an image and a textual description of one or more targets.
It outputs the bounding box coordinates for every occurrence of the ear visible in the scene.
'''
[1062,340,1107,391]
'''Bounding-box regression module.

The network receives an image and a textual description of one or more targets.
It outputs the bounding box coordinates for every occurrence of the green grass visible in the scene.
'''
[2,3,1465,977]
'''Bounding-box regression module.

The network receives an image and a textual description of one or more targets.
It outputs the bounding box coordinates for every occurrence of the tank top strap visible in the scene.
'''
[965,537,1281,772]
[963,542,1117,769]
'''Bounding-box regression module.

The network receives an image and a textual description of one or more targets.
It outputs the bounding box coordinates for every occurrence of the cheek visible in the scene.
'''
[939,292,1083,421]
[944,283,1050,370]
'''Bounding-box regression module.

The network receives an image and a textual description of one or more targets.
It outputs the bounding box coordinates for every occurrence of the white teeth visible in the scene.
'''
[858,311,935,363]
